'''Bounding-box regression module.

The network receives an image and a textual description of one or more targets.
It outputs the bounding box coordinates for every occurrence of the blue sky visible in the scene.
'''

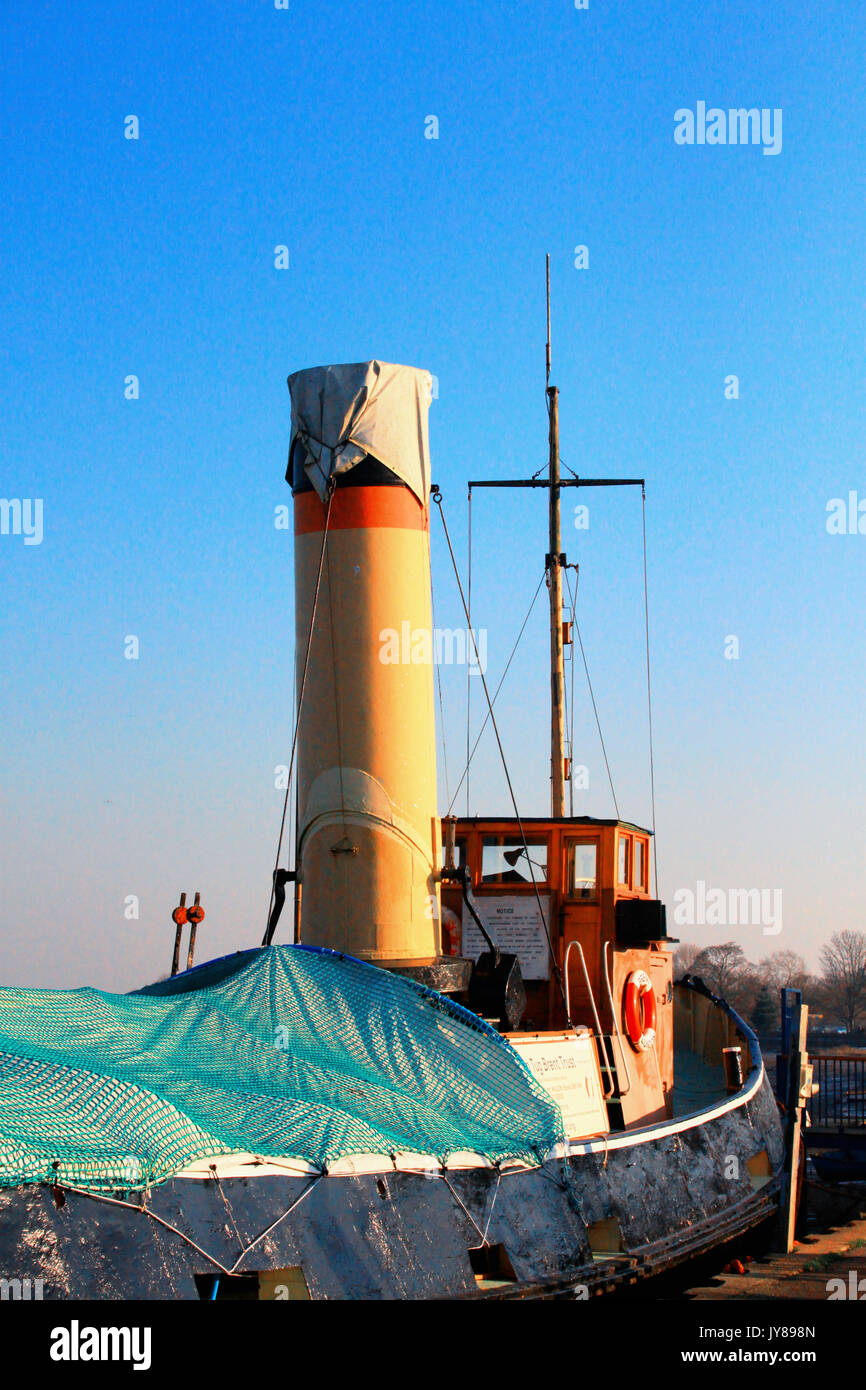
[1,0,863,988]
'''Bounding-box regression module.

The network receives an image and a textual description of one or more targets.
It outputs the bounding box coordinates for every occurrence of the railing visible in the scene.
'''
[602,941,632,1096]
[564,940,614,1099]
[806,1054,866,1129]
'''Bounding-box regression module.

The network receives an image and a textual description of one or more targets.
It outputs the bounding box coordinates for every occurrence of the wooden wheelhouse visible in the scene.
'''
[441,815,674,1128]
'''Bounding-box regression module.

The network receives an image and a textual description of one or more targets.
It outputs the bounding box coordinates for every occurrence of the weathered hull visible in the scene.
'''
[0,1059,783,1300]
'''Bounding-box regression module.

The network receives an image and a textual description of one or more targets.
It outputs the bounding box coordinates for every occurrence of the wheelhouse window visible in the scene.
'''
[566,842,598,899]
[481,836,548,885]
[617,834,630,887]
[634,838,646,892]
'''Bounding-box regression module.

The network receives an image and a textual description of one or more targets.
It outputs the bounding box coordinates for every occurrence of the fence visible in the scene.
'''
[806,1054,866,1130]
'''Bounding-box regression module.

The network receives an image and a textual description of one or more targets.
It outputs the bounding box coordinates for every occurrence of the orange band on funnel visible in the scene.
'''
[294,486,428,535]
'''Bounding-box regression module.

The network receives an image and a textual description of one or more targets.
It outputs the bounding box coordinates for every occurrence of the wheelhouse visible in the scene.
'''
[441,815,674,1128]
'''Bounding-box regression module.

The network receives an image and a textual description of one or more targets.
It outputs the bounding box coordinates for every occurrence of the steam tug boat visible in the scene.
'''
[0,355,784,1300]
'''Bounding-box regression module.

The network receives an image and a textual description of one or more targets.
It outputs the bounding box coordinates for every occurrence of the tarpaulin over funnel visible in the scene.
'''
[287,361,433,504]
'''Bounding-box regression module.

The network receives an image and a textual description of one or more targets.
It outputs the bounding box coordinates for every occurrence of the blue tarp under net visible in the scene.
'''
[0,945,563,1192]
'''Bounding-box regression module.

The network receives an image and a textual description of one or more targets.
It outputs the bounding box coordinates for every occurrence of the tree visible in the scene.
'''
[753,950,817,1020]
[759,950,809,994]
[695,945,750,1000]
[751,983,777,1034]
[691,942,749,1001]
[672,942,702,979]
[818,931,866,1034]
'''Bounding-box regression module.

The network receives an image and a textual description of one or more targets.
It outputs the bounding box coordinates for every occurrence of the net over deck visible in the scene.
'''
[0,945,562,1192]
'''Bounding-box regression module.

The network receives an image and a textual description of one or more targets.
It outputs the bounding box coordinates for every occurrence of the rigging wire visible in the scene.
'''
[324,537,348,836]
[465,486,472,817]
[264,483,335,940]
[641,485,659,892]
[432,489,571,1022]
[447,571,546,816]
[430,576,451,812]
[286,644,297,895]
[563,567,576,817]
[557,448,580,481]
[570,567,621,822]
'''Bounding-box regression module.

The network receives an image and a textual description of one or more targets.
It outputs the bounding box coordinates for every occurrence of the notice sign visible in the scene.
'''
[462,894,552,980]
[508,1031,609,1140]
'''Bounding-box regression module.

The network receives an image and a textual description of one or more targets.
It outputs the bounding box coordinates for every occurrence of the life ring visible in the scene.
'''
[624,970,657,1051]
[441,905,461,958]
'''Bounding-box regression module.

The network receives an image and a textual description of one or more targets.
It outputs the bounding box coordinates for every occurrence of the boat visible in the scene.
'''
[0,323,786,1300]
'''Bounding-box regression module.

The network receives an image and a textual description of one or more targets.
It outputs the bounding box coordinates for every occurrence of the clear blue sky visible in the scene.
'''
[1,0,863,988]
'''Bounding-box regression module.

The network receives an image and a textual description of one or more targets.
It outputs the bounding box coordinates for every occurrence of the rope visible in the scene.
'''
[264,483,335,940]
[432,490,570,1020]
[447,571,546,816]
[213,1169,245,1248]
[641,486,659,892]
[439,1172,487,1244]
[480,1167,503,1244]
[227,1175,321,1272]
[55,1175,322,1278]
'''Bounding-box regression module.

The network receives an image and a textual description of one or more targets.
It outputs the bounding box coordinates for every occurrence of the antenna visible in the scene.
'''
[545,253,565,817]
[545,253,551,387]
[468,260,645,819]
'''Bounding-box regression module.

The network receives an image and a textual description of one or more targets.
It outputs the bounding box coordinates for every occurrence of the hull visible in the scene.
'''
[0,1027,784,1300]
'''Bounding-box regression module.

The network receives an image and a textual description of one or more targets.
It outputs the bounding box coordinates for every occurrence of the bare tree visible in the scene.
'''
[672,942,702,978]
[691,942,750,1004]
[818,931,866,1034]
[759,950,809,993]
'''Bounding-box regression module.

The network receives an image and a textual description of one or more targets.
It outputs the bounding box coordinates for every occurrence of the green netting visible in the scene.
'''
[0,944,563,1192]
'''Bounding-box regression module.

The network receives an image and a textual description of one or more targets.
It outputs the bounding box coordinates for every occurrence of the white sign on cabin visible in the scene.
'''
[463,895,552,980]
[508,1031,609,1140]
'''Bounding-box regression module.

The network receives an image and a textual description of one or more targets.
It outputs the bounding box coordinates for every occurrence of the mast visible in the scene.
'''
[467,263,644,816]
[546,255,566,817]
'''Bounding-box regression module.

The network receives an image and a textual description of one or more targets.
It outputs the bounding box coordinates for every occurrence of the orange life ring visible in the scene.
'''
[441,906,461,958]
[624,969,657,1052]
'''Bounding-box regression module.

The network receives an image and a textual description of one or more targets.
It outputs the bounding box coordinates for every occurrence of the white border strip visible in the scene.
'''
[174,1062,766,1180]
[174,1151,502,1179]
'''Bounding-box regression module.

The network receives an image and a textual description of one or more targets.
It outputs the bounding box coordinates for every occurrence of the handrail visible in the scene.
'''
[603,940,632,1096]
[564,940,615,1099]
